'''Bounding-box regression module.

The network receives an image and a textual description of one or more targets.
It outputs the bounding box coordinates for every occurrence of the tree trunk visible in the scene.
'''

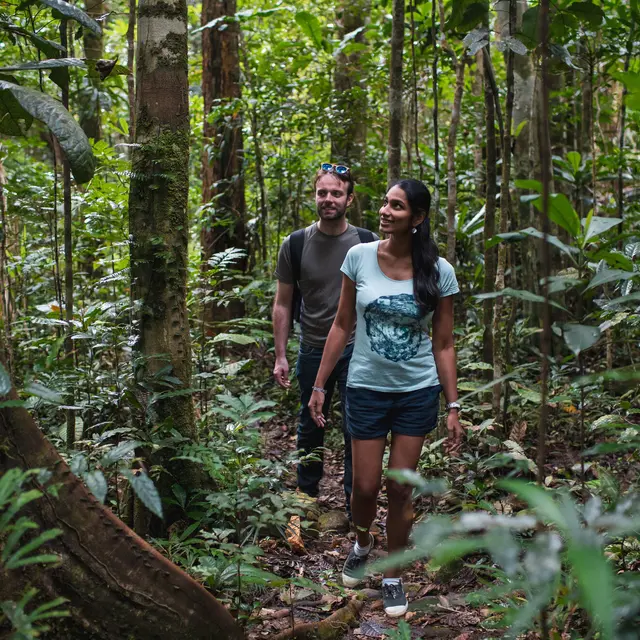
[126,0,136,143]
[472,52,484,197]
[81,0,104,142]
[387,0,404,185]
[333,0,368,208]
[482,45,497,366]
[492,0,515,419]
[201,0,246,324]
[0,385,243,639]
[445,59,465,266]
[536,0,552,488]
[128,0,198,476]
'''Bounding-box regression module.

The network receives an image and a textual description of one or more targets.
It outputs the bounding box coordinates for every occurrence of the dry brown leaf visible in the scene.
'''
[285,515,305,554]
[509,420,527,444]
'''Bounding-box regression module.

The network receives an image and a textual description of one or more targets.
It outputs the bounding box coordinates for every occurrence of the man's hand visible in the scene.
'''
[444,411,463,455]
[273,357,291,388]
[308,390,326,427]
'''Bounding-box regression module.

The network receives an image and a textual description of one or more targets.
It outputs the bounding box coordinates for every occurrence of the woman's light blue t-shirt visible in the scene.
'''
[341,241,459,393]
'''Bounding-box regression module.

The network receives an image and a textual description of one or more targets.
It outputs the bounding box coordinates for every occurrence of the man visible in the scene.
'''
[272,163,376,519]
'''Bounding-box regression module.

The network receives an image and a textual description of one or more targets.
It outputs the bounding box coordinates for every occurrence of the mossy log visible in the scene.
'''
[271,600,364,640]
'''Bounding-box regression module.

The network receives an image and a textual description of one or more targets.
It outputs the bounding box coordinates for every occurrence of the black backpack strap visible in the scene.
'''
[356,227,376,243]
[289,229,306,325]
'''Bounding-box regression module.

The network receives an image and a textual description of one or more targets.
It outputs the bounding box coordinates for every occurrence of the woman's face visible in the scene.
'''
[378,185,424,235]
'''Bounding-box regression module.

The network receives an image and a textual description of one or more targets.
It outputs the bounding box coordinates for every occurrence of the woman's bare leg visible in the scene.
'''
[350,437,386,547]
[384,433,426,578]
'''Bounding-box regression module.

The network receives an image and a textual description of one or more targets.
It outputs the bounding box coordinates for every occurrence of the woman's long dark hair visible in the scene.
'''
[393,179,440,315]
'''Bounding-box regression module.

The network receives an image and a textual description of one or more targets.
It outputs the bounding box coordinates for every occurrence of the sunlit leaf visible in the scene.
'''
[38,0,101,35]
[555,323,601,356]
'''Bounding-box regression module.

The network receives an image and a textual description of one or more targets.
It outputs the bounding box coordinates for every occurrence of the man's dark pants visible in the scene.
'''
[295,342,353,517]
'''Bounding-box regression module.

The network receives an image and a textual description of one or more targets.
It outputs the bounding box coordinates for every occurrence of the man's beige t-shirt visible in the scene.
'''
[275,223,374,348]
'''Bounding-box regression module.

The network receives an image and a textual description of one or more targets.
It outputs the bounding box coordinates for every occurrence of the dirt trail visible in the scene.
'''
[249,420,492,640]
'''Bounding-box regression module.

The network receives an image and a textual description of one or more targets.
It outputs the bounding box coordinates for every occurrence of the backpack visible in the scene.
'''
[290,226,376,326]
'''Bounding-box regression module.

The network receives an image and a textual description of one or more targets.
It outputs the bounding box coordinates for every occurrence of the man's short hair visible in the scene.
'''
[313,167,355,197]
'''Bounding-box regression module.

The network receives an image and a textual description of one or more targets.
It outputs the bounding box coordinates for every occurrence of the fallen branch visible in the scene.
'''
[272,599,363,640]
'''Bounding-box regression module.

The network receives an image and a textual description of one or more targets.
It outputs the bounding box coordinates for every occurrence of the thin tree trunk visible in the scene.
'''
[81,0,104,141]
[472,52,484,197]
[410,1,424,181]
[536,0,552,492]
[0,161,13,374]
[445,60,465,265]
[333,0,368,188]
[201,0,246,324]
[59,19,75,447]
[482,45,497,366]
[431,0,440,228]
[129,0,199,492]
[617,19,634,237]
[492,0,515,418]
[387,0,404,185]
[126,0,136,142]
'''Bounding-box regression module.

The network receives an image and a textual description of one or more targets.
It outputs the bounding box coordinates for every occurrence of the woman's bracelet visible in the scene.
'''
[312,386,327,394]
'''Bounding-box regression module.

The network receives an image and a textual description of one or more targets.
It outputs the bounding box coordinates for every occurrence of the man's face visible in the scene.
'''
[315,174,352,220]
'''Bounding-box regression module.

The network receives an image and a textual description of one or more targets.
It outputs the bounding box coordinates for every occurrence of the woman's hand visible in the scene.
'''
[308,390,326,427]
[444,410,463,455]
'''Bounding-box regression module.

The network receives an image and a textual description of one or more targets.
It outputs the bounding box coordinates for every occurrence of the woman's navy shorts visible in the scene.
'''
[345,385,443,440]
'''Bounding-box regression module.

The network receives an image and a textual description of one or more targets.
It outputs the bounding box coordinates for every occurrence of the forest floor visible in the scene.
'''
[247,419,499,640]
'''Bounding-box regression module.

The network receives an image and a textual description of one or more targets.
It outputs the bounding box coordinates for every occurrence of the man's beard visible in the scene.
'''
[317,204,347,220]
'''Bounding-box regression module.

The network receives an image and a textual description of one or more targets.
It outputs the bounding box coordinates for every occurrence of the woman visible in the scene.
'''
[308,179,462,618]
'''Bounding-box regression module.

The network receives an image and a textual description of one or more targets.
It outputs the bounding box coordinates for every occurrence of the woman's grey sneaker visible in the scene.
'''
[382,580,408,617]
[341,534,374,587]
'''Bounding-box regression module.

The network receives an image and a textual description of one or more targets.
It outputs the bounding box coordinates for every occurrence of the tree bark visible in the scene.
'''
[431,0,440,230]
[387,0,404,185]
[0,384,243,639]
[126,0,137,143]
[128,0,198,476]
[201,0,246,323]
[333,0,368,205]
[536,0,552,488]
[492,0,515,419]
[445,59,465,266]
[81,0,104,142]
[482,45,497,366]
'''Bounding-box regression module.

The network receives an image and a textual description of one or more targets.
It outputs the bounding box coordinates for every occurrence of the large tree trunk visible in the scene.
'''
[128,0,198,482]
[201,0,246,322]
[387,0,404,185]
[333,0,368,211]
[0,386,243,639]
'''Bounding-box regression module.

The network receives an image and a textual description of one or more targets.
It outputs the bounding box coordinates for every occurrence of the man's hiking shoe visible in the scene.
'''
[342,534,374,587]
[382,580,408,617]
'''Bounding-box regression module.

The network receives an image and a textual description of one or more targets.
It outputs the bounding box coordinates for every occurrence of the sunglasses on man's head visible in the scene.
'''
[321,163,350,175]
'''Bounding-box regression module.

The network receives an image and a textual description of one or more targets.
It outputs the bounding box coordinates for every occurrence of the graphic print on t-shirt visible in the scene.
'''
[363,293,423,362]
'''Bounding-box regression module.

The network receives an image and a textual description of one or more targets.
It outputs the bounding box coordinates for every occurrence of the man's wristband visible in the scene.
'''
[312,386,327,394]
[445,402,461,412]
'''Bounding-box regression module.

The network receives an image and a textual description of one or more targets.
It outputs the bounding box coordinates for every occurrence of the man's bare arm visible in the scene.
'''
[272,281,294,388]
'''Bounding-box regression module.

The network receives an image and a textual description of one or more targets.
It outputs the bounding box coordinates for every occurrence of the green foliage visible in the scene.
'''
[0,468,70,637]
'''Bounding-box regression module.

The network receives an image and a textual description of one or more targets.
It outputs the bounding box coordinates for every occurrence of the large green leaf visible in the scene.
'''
[475,287,567,311]
[566,541,614,639]
[0,59,86,72]
[24,381,63,404]
[101,440,141,466]
[124,470,163,519]
[491,227,579,258]
[38,0,101,35]
[568,1,605,28]
[556,323,601,356]
[295,11,323,51]
[583,216,623,244]
[211,332,257,345]
[586,269,638,290]
[0,81,95,183]
[0,87,33,135]
[532,193,581,239]
[500,481,566,530]
[82,470,107,504]
[0,363,11,396]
